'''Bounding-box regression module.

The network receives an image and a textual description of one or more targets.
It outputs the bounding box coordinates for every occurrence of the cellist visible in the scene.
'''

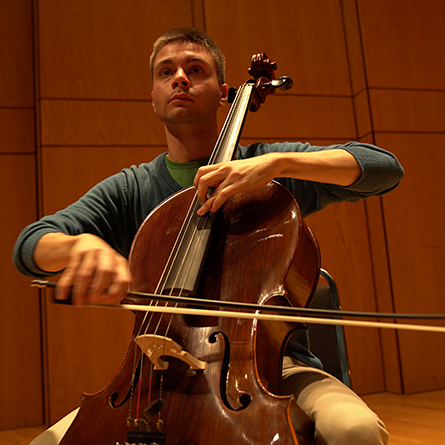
[14,27,404,445]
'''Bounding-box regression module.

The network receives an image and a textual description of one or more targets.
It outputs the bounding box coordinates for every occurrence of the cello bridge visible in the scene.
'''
[134,334,207,371]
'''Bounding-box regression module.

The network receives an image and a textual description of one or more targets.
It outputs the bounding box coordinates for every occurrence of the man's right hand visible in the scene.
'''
[34,233,131,306]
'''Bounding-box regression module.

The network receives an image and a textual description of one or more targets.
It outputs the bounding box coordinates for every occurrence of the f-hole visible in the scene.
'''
[209,332,251,412]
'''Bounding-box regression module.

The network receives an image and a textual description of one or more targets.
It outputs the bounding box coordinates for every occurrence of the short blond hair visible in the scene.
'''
[150,27,225,84]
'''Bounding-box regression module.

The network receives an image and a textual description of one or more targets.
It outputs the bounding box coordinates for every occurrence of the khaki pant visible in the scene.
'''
[282,357,389,445]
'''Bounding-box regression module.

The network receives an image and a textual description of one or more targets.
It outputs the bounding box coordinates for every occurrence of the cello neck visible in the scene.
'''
[158,82,257,296]
[208,81,256,166]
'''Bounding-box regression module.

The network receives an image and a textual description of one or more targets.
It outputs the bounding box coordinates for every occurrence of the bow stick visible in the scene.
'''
[32,280,445,333]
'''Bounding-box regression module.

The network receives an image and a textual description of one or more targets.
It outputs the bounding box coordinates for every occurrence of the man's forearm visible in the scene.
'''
[33,232,78,272]
[272,149,362,187]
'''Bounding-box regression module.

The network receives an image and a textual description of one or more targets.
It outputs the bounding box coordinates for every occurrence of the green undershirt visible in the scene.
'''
[164,154,210,188]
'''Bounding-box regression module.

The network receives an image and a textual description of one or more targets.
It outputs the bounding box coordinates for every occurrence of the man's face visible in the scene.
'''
[151,41,228,127]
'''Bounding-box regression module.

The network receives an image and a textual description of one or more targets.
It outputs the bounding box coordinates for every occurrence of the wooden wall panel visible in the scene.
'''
[306,201,386,394]
[353,90,372,139]
[0,108,35,153]
[0,0,34,107]
[365,196,403,393]
[370,90,445,134]
[343,0,404,392]
[356,0,445,393]
[358,0,445,90]
[0,156,42,429]
[241,96,356,141]
[0,0,41,431]
[341,0,367,95]
[339,0,401,392]
[206,0,351,96]
[381,135,444,256]
[40,100,165,147]
[36,0,195,99]
[375,133,445,393]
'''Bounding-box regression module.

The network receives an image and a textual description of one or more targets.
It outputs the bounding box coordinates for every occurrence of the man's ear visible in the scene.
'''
[219,83,229,106]
[151,91,157,113]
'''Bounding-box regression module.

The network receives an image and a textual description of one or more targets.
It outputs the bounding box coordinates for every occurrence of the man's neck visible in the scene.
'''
[164,123,219,163]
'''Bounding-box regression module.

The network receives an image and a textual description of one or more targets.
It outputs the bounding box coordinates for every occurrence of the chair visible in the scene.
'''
[306,268,350,386]
[286,268,350,386]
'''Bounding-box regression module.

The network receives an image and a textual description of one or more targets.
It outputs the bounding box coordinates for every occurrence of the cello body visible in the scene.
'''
[59,181,319,445]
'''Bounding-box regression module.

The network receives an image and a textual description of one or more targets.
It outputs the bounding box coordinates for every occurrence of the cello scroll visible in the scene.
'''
[247,53,294,111]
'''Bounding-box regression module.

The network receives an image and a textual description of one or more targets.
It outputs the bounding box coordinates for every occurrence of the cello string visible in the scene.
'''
[141,83,249,339]
[127,189,215,423]
[157,85,253,336]
[130,85,250,413]
[127,188,205,417]
[154,84,249,303]
[128,92,243,416]
[127,188,210,419]
[140,194,206,338]
[151,83,249,304]
[130,82,290,420]
[129,297,159,418]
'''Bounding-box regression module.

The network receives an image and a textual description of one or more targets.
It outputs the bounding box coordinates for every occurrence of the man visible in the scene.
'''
[14,27,404,444]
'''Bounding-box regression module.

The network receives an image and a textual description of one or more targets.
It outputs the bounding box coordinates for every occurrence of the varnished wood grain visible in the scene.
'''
[0,0,41,431]
[0,426,46,445]
[361,127,402,394]
[341,0,367,95]
[353,90,373,140]
[363,390,445,445]
[355,0,445,394]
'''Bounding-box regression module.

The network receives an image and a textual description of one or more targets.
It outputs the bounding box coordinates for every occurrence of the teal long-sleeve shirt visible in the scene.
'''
[13,141,403,279]
[13,141,404,369]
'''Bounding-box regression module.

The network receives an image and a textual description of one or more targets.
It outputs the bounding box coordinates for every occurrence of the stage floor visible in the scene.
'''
[1,390,444,444]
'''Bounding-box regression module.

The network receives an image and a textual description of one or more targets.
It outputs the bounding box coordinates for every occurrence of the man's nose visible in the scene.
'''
[172,68,190,88]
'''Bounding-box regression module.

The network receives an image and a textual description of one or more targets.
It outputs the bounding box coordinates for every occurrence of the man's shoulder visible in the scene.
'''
[117,153,167,182]
[117,152,181,199]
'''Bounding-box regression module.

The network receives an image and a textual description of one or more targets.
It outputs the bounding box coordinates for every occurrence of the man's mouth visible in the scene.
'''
[169,93,193,103]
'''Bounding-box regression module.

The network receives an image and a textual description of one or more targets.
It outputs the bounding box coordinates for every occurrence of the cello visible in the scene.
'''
[57,54,320,445]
